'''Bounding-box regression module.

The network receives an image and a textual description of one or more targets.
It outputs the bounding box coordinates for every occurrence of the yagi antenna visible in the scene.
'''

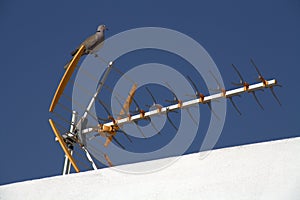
[49,56,282,174]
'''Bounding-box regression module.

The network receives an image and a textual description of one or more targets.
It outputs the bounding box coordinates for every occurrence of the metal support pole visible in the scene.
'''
[62,110,78,175]
[62,145,73,175]
[70,110,77,133]
[82,146,98,170]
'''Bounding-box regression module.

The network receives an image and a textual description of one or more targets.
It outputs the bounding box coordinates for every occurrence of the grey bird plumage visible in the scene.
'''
[64,25,107,69]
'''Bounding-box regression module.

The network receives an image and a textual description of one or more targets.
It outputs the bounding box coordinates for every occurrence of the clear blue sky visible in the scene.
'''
[1,0,300,185]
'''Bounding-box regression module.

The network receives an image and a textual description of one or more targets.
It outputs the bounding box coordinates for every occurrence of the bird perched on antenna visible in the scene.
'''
[64,24,108,69]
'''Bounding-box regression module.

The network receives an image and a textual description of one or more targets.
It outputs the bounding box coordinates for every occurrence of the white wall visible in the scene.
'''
[1,137,300,200]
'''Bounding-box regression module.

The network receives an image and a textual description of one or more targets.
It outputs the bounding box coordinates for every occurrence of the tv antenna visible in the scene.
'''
[48,45,281,174]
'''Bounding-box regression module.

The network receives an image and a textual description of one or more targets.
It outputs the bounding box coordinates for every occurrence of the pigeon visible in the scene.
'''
[64,24,108,69]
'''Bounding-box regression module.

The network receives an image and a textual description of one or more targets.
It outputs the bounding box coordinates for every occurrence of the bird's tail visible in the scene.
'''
[71,48,79,57]
[63,59,72,70]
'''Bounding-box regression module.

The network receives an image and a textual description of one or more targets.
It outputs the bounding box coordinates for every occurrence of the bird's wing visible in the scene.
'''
[83,33,103,50]
[70,34,97,56]
[71,32,104,56]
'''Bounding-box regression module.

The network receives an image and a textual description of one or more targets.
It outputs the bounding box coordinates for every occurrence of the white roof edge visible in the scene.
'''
[1,136,300,200]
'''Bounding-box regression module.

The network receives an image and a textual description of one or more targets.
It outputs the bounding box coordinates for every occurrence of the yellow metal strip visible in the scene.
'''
[101,84,137,148]
[119,83,137,117]
[104,154,113,167]
[49,45,86,112]
[49,119,80,173]
[104,136,113,147]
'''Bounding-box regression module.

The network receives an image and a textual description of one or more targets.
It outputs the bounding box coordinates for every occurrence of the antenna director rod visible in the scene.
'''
[78,62,113,125]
